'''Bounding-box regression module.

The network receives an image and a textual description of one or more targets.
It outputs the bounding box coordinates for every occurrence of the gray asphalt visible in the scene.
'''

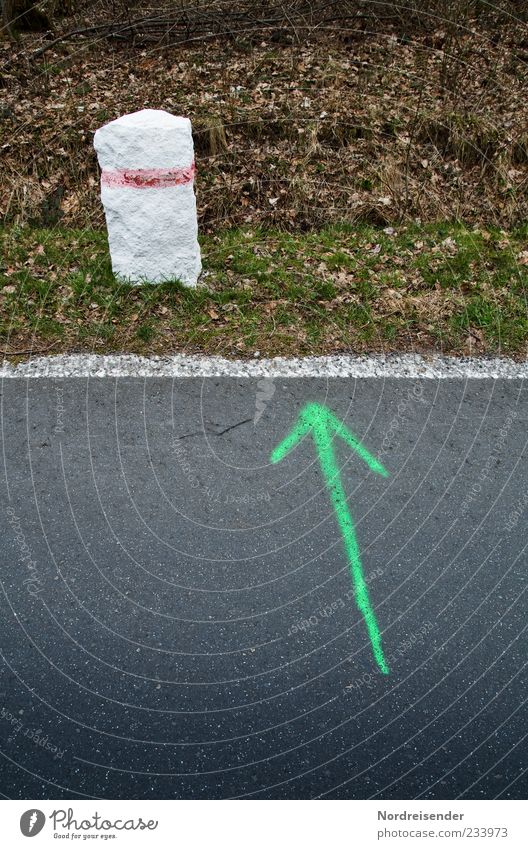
[0,377,526,799]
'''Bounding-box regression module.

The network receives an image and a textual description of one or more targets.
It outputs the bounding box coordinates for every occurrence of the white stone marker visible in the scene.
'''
[93,109,201,286]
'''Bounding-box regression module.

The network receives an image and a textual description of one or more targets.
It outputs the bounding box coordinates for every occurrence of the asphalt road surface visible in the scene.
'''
[0,375,526,799]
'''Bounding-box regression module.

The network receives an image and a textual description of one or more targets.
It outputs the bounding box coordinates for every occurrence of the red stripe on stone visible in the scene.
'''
[101,162,195,189]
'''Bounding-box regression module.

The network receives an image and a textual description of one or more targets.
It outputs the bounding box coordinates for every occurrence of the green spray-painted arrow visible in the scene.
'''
[270,402,390,674]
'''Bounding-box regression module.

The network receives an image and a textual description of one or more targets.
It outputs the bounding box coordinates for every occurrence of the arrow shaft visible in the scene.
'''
[270,402,390,674]
[313,425,389,674]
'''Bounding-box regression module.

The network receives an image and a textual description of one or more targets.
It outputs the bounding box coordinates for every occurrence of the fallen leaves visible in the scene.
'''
[2,16,528,233]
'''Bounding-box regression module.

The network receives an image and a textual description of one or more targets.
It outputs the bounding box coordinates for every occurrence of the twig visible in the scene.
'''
[2,341,60,357]
[23,0,363,60]
[30,24,115,59]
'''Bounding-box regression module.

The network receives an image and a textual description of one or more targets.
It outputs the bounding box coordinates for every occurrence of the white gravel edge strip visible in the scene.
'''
[0,353,527,378]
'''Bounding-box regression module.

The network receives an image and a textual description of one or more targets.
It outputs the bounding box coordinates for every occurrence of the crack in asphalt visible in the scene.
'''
[177,418,252,440]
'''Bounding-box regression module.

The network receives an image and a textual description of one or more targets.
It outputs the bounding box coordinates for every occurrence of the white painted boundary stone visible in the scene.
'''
[93,109,201,286]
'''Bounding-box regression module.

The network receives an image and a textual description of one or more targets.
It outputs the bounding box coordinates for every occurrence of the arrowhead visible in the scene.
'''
[270,402,388,477]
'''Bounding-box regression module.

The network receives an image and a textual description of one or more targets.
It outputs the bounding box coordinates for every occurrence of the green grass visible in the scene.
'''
[0,222,526,358]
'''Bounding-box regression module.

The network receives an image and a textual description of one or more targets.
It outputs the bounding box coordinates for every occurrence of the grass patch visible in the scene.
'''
[0,222,526,359]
